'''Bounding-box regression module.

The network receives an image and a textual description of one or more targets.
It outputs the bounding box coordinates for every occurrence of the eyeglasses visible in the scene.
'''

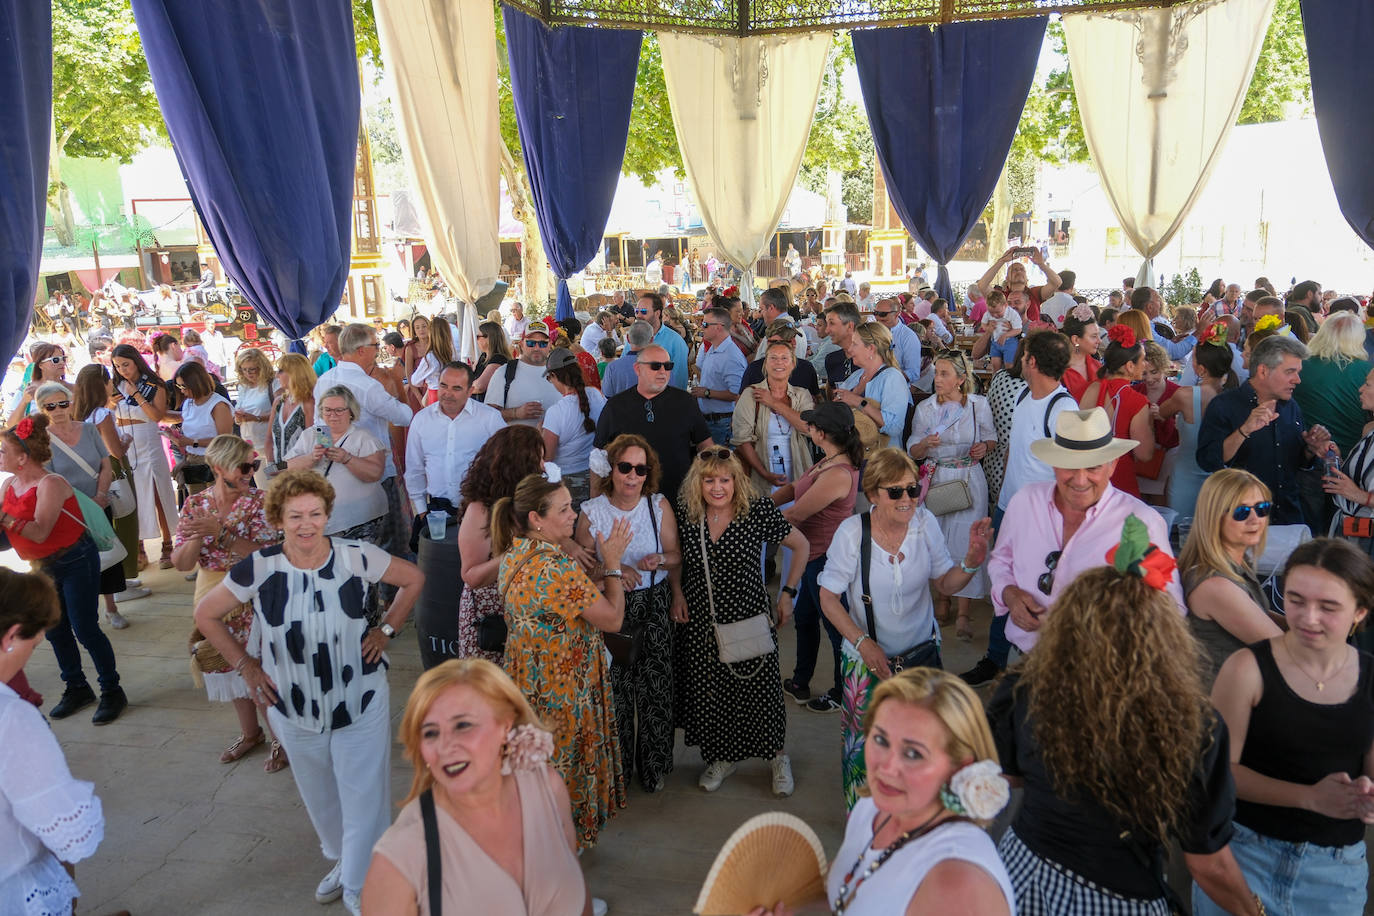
[616,461,650,477]
[1232,501,1272,522]
[320,406,351,417]
[237,459,262,475]
[881,484,920,500]
[1037,550,1063,596]
[524,339,549,348]
[41,400,71,411]
[638,360,674,371]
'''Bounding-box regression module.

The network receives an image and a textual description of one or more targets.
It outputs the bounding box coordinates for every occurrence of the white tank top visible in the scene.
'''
[826,798,1015,915]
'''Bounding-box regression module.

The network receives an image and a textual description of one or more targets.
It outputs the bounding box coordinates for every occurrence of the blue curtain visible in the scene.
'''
[0,3,50,365]
[852,18,1046,303]
[502,6,640,321]
[129,0,359,344]
[1302,0,1374,250]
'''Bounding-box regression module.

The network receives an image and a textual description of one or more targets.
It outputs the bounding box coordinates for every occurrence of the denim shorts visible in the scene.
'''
[989,336,1019,365]
[1192,820,1366,915]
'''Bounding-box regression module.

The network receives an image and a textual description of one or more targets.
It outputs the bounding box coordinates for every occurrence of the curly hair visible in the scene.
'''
[678,449,753,523]
[1019,566,1210,847]
[264,469,336,527]
[457,425,545,519]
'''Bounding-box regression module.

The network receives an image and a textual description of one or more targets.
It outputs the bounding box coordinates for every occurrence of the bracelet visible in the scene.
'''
[960,559,981,575]
[1365,491,1373,509]
[234,655,255,673]
[854,634,869,651]
[1253,893,1266,916]
[602,569,623,579]
[780,584,798,598]
[1239,428,1250,440]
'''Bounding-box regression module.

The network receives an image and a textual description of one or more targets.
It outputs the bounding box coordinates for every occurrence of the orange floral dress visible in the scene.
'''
[499,537,625,850]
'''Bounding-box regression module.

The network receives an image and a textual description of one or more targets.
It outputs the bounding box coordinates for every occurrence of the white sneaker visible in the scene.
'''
[342,889,361,916]
[314,861,343,903]
[771,754,795,797]
[592,898,608,916]
[106,610,130,629]
[125,577,142,588]
[698,760,737,792]
[113,586,149,603]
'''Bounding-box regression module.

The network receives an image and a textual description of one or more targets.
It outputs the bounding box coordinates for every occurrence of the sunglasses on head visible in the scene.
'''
[881,484,920,500]
[1232,501,1272,522]
[638,360,673,371]
[616,461,649,477]
[41,400,71,412]
[697,448,733,462]
[524,339,549,348]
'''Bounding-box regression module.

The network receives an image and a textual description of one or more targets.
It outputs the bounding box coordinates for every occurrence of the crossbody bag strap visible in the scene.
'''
[859,511,877,642]
[645,495,660,588]
[419,789,443,916]
[322,432,351,477]
[698,518,717,624]
[48,432,100,480]
[499,547,554,602]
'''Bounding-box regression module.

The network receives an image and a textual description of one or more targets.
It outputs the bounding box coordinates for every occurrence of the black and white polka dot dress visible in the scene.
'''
[674,497,791,763]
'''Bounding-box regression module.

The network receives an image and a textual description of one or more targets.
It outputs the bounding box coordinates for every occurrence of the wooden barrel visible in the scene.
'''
[414,518,464,670]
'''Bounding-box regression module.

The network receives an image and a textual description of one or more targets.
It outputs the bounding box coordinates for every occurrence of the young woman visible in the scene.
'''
[266,353,316,472]
[408,315,455,405]
[167,361,234,496]
[1059,306,1102,403]
[1080,325,1155,498]
[233,347,277,480]
[542,349,606,509]
[402,315,431,411]
[1159,328,1235,519]
[111,343,178,568]
[471,319,513,400]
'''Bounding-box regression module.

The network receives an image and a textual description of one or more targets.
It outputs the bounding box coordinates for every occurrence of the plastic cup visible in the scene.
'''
[426,510,448,540]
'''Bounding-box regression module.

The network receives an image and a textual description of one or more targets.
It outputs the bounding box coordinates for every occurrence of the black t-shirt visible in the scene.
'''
[989,673,1235,900]
[594,387,710,502]
[823,348,855,389]
[739,356,820,398]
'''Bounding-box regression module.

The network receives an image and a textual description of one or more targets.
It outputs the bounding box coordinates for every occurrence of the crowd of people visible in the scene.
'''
[6,257,1374,916]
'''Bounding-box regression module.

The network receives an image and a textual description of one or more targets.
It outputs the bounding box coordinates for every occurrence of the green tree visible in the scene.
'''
[50,0,167,247]
[1238,0,1311,124]
[799,37,873,226]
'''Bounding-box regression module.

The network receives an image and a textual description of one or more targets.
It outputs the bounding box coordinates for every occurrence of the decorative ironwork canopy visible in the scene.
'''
[502,0,1181,36]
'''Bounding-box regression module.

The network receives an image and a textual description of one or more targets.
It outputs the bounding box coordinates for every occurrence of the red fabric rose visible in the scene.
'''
[1106,324,1137,349]
[15,417,33,440]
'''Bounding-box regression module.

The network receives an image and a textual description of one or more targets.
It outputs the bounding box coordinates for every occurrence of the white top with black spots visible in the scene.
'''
[224,539,393,734]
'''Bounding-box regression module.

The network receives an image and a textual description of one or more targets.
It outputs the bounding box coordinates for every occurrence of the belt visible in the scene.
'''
[35,532,94,568]
[704,411,733,421]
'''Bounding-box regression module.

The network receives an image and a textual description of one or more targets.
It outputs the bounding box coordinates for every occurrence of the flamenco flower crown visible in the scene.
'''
[1198,322,1228,348]
[1104,514,1176,591]
[1106,324,1137,349]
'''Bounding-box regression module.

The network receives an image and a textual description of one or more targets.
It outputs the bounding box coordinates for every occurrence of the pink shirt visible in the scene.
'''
[989,481,1185,653]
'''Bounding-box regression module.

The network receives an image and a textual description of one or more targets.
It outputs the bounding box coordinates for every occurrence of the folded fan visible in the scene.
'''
[694,812,828,915]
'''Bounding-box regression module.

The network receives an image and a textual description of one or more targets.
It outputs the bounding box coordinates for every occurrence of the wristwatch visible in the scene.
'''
[860,398,870,409]
[379,622,397,639]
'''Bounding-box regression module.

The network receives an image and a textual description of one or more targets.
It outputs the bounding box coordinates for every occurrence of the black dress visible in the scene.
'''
[674,497,791,763]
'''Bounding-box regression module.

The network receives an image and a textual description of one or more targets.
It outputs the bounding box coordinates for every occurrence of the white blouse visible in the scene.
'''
[182,392,230,455]
[581,493,667,592]
[543,389,606,473]
[0,683,104,913]
[283,424,388,534]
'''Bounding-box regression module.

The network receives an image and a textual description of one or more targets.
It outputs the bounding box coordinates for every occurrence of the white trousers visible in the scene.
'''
[268,680,392,895]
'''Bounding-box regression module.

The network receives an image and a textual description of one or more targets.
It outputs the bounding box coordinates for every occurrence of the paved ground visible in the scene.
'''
[18,556,990,916]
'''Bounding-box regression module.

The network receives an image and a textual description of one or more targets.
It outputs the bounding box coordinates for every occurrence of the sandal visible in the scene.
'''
[956,613,973,642]
[219,729,265,763]
[264,739,289,773]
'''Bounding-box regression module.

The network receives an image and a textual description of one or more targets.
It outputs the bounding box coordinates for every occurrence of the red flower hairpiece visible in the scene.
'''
[723,285,739,298]
[1105,515,1178,591]
[1198,321,1228,349]
[1106,324,1137,349]
[15,417,34,440]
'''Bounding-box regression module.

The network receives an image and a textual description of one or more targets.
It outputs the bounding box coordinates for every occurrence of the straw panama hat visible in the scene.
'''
[1030,407,1139,470]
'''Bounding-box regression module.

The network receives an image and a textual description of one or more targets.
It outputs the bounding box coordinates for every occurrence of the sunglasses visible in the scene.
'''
[697,448,733,462]
[237,459,262,476]
[44,355,66,364]
[881,484,921,500]
[638,361,674,371]
[41,400,71,412]
[616,461,650,477]
[874,310,895,318]
[634,308,652,316]
[1232,501,1272,522]
[1037,550,1063,596]
[524,339,549,348]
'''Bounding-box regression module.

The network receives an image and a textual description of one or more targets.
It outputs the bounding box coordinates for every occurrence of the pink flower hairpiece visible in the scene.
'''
[500,724,555,774]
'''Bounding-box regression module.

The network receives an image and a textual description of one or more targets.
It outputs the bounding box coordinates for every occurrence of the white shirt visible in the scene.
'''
[543,388,607,472]
[182,393,230,455]
[1040,290,1075,325]
[857,293,876,311]
[313,360,413,479]
[284,424,389,533]
[981,307,1023,339]
[504,314,530,342]
[580,322,613,355]
[998,385,1076,511]
[483,359,561,427]
[408,352,444,390]
[403,397,505,513]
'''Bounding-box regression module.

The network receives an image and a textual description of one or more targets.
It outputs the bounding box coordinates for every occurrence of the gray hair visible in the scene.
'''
[626,320,654,350]
[319,384,361,421]
[338,323,376,355]
[34,382,70,405]
[1251,334,1308,371]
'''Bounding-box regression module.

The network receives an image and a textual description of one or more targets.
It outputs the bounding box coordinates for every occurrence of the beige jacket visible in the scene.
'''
[731,383,816,496]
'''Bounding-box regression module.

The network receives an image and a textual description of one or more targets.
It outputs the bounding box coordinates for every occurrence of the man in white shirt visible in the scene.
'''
[690,307,747,446]
[503,302,529,344]
[484,325,561,426]
[314,323,415,558]
[1039,268,1078,326]
[856,282,876,311]
[579,310,619,356]
[754,287,807,360]
[872,297,924,388]
[840,271,858,297]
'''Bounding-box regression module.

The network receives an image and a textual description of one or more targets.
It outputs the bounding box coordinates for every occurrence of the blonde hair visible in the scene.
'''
[1140,340,1171,374]
[234,347,274,390]
[1179,468,1270,591]
[204,434,254,472]
[853,322,898,371]
[397,659,543,805]
[426,316,455,365]
[934,350,975,396]
[678,450,753,523]
[1307,312,1368,367]
[859,668,1000,821]
[861,447,919,499]
[275,353,317,405]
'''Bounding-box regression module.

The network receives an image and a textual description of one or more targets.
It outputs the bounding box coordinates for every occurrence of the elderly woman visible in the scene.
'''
[194,470,424,914]
[733,340,815,495]
[577,434,686,793]
[364,660,591,915]
[818,448,990,807]
[494,474,631,851]
[991,528,1261,915]
[1178,469,1283,686]
[457,425,549,663]
[267,353,317,470]
[233,347,277,478]
[543,348,607,507]
[908,351,997,641]
[0,570,107,913]
[677,448,809,796]
[748,670,1014,916]
[832,322,912,448]
[1204,539,1374,915]
[167,360,233,495]
[172,435,285,770]
[111,343,178,568]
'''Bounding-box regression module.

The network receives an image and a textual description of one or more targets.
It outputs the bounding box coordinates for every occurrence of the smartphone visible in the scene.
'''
[1014,246,1037,258]
[314,425,333,449]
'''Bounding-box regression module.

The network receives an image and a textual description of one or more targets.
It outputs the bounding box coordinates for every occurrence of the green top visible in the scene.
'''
[1294,355,1372,455]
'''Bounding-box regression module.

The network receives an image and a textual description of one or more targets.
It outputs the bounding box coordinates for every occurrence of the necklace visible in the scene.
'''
[833,810,946,914]
[1284,638,1350,692]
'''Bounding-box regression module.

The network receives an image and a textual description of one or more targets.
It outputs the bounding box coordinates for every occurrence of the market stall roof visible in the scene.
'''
[502,0,1173,36]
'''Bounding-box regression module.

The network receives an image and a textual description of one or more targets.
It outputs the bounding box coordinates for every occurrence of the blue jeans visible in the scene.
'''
[791,554,843,696]
[1192,821,1366,915]
[985,506,1012,668]
[42,535,120,692]
[703,415,732,450]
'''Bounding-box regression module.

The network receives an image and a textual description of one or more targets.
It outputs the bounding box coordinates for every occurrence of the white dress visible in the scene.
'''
[0,683,105,916]
[115,380,179,539]
[235,382,275,455]
[826,798,1015,916]
[907,394,995,599]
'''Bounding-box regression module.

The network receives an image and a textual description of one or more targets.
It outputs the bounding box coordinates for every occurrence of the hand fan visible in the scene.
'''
[694,812,828,915]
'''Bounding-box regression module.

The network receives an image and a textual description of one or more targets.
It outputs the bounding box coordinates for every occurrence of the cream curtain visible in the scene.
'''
[374,0,501,306]
[1063,0,1274,286]
[659,31,830,303]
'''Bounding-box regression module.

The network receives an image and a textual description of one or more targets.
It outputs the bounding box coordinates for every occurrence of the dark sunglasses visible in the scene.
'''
[237,459,262,476]
[697,448,733,462]
[41,400,71,411]
[881,484,920,500]
[616,461,649,477]
[1037,550,1063,596]
[1232,501,1272,522]
[873,310,895,318]
[638,360,674,371]
[523,339,549,348]
[634,308,652,316]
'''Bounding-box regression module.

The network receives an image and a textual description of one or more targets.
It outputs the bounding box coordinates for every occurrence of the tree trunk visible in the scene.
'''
[47,121,75,248]
[498,140,552,317]
[986,163,1013,271]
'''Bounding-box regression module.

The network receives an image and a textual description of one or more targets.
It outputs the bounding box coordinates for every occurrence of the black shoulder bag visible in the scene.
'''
[419,789,444,916]
[859,512,942,672]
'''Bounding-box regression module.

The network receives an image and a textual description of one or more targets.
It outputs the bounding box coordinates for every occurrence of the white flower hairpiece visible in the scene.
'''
[500,724,555,774]
[1070,303,1094,322]
[939,759,1010,820]
[588,448,611,478]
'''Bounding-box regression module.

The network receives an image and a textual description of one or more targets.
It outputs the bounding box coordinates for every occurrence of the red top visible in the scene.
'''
[791,461,859,558]
[1094,378,1148,497]
[1062,356,1102,403]
[2,483,84,560]
[1133,378,1181,449]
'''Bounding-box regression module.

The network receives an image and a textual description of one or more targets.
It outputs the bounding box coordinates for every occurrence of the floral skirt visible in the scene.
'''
[458,583,504,665]
[840,648,878,810]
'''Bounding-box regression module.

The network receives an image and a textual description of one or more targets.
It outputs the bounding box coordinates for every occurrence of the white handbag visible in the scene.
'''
[700,519,774,678]
[49,433,136,519]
